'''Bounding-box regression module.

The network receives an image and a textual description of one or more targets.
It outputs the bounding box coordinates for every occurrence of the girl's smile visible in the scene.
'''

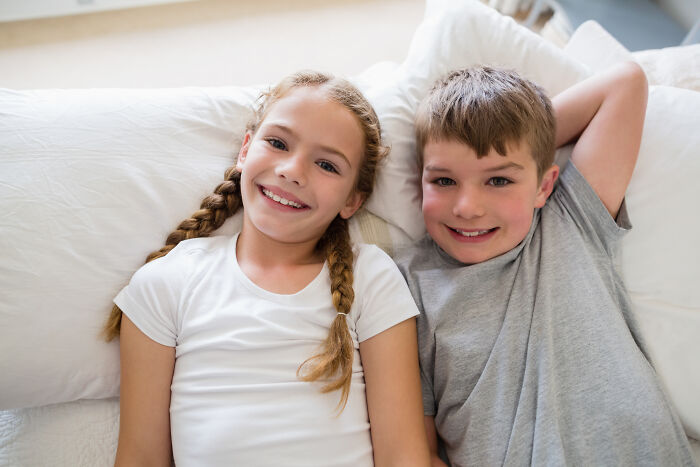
[258,184,309,210]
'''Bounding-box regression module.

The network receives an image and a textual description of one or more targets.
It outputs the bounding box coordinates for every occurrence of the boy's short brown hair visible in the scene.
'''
[415,66,556,180]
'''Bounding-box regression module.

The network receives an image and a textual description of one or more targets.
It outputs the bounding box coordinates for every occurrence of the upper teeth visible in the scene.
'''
[456,229,490,237]
[262,188,303,208]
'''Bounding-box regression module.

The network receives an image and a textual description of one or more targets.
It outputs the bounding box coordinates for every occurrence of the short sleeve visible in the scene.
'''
[548,162,631,256]
[352,244,420,343]
[113,245,191,347]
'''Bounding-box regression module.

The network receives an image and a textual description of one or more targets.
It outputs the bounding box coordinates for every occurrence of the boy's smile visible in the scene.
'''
[421,139,558,265]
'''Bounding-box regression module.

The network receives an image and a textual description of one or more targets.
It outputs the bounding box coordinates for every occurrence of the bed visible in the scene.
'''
[1,0,699,464]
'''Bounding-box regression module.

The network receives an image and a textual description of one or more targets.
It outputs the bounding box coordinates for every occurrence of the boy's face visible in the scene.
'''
[421,139,558,265]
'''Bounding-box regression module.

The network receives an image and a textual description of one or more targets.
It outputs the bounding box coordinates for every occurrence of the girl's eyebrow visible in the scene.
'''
[265,123,351,167]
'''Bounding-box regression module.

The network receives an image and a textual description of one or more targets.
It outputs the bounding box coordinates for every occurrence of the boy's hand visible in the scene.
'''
[553,61,648,218]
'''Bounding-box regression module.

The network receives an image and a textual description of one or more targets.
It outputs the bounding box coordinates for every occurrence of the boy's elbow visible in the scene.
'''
[618,61,648,102]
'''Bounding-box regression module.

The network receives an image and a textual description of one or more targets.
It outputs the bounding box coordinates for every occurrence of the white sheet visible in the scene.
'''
[0,398,119,466]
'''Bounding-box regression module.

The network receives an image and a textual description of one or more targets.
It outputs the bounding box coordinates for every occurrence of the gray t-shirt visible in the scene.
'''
[395,163,696,466]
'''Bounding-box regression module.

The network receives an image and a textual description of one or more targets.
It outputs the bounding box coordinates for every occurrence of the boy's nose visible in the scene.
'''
[275,152,307,186]
[453,188,486,219]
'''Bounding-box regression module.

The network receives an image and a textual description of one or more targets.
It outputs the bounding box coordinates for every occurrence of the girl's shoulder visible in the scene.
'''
[154,235,233,263]
[124,236,234,299]
[352,242,395,270]
[352,242,407,288]
[133,235,234,281]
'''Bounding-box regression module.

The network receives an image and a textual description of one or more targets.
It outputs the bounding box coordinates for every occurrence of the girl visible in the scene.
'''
[104,71,431,467]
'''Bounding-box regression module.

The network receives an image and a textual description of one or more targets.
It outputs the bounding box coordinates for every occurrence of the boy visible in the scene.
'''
[395,64,697,466]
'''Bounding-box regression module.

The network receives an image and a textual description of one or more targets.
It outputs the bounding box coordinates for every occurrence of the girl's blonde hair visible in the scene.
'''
[104,70,389,410]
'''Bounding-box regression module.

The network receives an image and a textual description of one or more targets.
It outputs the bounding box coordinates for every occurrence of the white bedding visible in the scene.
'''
[4,399,691,466]
[0,398,118,466]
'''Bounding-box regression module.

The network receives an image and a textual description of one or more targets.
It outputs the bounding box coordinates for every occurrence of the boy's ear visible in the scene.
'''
[236,132,252,172]
[534,164,560,208]
[339,191,365,220]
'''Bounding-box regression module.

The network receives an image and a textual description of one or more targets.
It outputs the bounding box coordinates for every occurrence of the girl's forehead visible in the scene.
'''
[269,86,330,110]
[259,86,365,163]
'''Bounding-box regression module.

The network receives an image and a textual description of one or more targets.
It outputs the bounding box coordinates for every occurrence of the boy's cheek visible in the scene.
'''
[421,196,445,243]
[421,190,444,217]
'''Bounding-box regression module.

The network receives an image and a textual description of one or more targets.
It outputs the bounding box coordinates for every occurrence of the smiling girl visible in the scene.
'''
[104,71,430,467]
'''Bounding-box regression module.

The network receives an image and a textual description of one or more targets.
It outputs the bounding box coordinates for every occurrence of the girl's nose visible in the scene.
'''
[452,186,486,219]
[275,152,307,186]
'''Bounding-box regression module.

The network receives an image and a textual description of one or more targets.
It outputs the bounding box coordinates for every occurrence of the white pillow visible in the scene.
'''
[564,20,634,72]
[634,45,700,92]
[565,19,700,92]
[0,86,259,409]
[565,20,700,436]
[622,85,700,438]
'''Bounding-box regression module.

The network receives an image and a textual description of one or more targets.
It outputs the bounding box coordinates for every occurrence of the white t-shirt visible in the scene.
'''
[114,233,419,467]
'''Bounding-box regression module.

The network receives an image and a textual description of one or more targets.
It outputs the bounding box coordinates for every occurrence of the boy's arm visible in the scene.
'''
[553,61,648,218]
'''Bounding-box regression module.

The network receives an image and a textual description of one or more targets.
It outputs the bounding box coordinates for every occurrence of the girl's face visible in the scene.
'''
[236,86,365,251]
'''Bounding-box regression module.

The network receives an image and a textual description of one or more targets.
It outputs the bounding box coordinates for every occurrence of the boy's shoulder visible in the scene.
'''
[546,161,631,232]
[393,235,445,274]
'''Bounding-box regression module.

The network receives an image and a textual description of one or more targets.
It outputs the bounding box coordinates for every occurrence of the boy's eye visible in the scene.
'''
[488,177,511,186]
[433,177,456,187]
[266,138,286,151]
[316,160,339,174]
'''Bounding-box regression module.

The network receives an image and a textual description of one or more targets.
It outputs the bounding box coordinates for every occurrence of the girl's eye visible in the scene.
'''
[317,160,339,174]
[266,138,286,151]
[488,177,511,186]
[433,177,456,187]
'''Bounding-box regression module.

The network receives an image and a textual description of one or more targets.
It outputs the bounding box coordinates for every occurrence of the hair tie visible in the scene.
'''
[337,312,348,317]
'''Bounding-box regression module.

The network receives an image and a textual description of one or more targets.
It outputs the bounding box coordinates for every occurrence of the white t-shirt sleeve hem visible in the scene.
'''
[352,244,420,343]
[111,243,194,347]
[115,286,177,347]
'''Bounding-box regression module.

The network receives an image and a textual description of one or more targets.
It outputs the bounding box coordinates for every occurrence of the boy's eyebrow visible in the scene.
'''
[424,162,525,172]
[265,123,351,167]
[484,161,526,172]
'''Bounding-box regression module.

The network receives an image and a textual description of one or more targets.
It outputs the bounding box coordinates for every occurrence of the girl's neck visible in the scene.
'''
[235,223,325,295]
[236,227,322,267]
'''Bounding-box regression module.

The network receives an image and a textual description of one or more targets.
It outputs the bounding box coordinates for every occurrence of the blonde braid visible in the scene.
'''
[297,216,356,410]
[103,166,242,340]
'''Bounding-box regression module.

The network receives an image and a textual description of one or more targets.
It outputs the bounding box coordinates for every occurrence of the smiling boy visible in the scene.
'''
[395,64,697,466]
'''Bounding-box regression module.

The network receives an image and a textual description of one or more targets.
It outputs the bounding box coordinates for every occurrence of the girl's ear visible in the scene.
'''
[236,132,252,172]
[339,191,365,220]
[534,164,560,208]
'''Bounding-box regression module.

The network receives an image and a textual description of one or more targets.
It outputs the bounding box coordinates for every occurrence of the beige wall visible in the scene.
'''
[0,0,424,89]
